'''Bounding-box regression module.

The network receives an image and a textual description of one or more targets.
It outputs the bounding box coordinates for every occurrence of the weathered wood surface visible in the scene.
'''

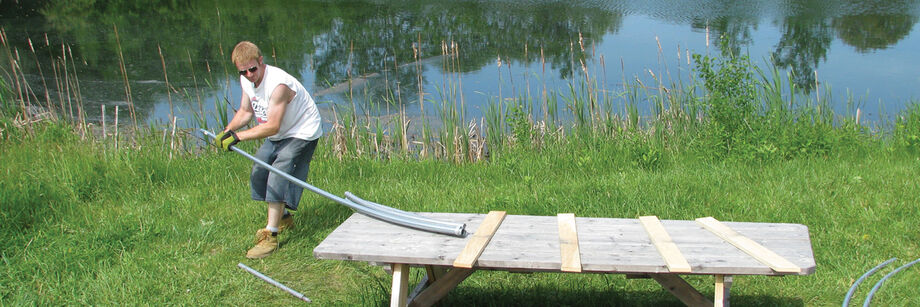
[313,212,816,276]
[453,211,507,268]
[696,217,802,273]
[638,216,692,273]
[557,213,582,272]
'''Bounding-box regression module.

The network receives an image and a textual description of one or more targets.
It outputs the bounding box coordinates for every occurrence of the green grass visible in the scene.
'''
[1,120,918,306]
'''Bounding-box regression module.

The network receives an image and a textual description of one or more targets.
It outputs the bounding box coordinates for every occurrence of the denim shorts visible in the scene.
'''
[250,137,318,210]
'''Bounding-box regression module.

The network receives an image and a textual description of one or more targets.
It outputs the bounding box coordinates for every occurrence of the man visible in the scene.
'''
[216,41,323,259]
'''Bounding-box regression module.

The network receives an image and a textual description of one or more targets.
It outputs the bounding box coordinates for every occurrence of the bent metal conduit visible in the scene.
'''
[344,192,464,232]
[863,258,920,307]
[843,257,896,307]
[200,129,466,237]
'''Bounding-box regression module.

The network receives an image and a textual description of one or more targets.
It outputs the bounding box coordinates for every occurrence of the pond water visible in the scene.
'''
[1,0,919,128]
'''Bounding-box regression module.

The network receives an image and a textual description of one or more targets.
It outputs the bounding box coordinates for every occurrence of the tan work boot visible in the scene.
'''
[278,213,293,232]
[246,229,278,259]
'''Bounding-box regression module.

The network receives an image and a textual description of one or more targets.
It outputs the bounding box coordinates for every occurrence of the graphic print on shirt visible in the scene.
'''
[251,96,268,124]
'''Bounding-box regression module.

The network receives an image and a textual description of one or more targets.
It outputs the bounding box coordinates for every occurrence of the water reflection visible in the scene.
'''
[1,0,918,124]
[833,14,917,53]
[772,12,834,90]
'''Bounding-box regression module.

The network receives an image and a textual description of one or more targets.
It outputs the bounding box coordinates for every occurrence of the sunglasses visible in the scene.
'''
[238,65,258,75]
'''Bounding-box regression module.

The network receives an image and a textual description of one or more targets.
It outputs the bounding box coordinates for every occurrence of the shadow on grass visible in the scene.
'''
[364,284,805,307]
[279,199,356,246]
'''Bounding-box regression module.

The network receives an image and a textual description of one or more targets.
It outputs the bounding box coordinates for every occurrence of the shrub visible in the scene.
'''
[894,101,920,151]
[693,51,758,156]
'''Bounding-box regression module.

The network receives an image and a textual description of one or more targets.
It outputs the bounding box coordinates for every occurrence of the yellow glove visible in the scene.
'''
[214,130,240,151]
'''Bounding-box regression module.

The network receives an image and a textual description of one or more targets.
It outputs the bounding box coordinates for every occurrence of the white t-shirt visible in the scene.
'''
[240,65,322,141]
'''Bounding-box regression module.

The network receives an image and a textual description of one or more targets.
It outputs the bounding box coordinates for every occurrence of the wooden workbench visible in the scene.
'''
[313,212,816,306]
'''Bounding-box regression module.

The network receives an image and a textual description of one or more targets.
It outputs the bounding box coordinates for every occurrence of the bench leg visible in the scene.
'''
[409,265,448,301]
[390,263,410,307]
[408,268,474,307]
[715,275,732,307]
[426,265,448,281]
[651,274,714,307]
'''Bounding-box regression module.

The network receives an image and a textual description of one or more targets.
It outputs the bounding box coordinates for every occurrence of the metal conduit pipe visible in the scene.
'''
[344,192,465,234]
[843,257,896,307]
[200,129,466,237]
[863,258,920,307]
[237,263,312,302]
[343,191,462,230]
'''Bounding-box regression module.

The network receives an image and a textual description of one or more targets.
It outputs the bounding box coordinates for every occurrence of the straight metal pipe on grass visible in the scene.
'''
[200,129,466,237]
[237,263,311,303]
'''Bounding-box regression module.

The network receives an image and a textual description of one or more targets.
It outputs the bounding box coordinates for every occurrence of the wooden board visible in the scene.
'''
[557,213,582,272]
[696,217,802,273]
[453,211,507,268]
[638,216,692,273]
[313,212,816,276]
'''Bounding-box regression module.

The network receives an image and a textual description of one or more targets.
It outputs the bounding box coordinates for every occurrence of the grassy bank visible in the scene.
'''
[1,118,918,306]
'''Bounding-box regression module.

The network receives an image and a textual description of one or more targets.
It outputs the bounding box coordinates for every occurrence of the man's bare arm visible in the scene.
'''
[236,84,294,141]
[224,93,255,132]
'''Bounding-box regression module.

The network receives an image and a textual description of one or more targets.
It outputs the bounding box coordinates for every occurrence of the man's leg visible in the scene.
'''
[247,140,281,259]
[247,139,309,259]
[284,139,318,211]
[249,140,293,230]
[246,201,285,259]
[266,201,284,230]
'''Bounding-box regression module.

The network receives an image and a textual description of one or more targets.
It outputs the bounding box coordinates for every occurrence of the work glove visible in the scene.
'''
[215,130,240,151]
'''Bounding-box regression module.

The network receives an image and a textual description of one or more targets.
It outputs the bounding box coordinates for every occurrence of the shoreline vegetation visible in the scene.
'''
[3,30,918,164]
[3,33,920,305]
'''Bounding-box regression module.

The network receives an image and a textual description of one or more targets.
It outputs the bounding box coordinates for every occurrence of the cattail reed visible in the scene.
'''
[27,37,52,114]
[158,44,174,120]
[102,105,107,139]
[60,42,74,121]
[2,29,28,121]
[169,115,176,160]
[65,45,84,124]
[186,49,204,129]
[114,24,137,130]
[13,49,32,116]
[114,105,120,150]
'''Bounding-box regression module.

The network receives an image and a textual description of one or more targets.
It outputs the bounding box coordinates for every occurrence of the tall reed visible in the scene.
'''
[113,24,137,130]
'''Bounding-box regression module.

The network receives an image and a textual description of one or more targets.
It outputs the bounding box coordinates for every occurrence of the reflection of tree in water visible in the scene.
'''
[692,16,757,58]
[27,0,622,108]
[311,1,623,97]
[769,0,919,92]
[833,14,917,53]
[685,0,762,59]
[771,14,833,93]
